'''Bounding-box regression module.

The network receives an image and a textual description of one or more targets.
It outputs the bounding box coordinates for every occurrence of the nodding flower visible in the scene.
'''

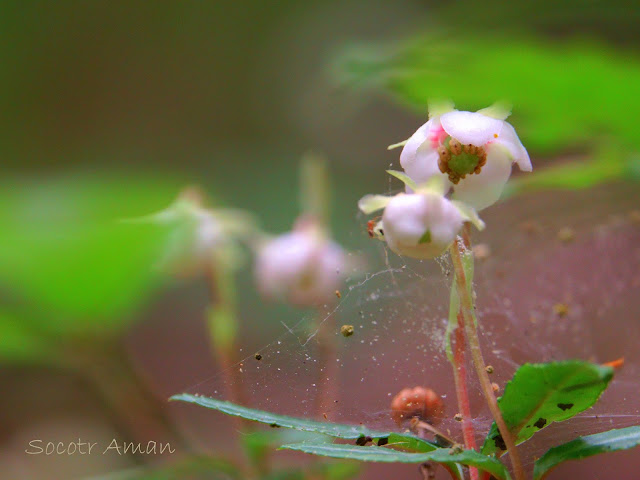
[254,216,347,307]
[358,172,484,259]
[398,102,531,211]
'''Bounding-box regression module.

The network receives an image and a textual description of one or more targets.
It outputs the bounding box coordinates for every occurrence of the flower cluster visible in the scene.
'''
[360,103,531,259]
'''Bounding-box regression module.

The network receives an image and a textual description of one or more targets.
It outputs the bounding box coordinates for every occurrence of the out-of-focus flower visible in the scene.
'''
[254,216,347,307]
[359,173,484,259]
[128,187,256,276]
[399,102,531,210]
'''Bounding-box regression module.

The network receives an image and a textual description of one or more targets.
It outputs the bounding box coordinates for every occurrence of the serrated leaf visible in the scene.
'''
[171,394,436,446]
[280,443,510,480]
[482,361,614,455]
[533,426,640,480]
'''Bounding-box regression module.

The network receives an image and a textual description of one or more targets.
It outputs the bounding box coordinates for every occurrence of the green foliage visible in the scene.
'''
[280,443,511,480]
[533,426,640,480]
[0,173,180,362]
[482,361,614,455]
[335,34,640,193]
[171,393,420,442]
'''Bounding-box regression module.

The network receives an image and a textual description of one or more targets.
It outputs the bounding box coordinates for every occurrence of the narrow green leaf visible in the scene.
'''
[171,394,435,445]
[533,426,640,480]
[280,443,510,480]
[482,361,614,455]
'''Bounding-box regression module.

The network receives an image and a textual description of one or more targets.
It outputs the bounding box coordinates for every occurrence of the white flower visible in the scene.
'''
[254,217,346,307]
[128,187,255,276]
[359,174,484,259]
[399,103,531,210]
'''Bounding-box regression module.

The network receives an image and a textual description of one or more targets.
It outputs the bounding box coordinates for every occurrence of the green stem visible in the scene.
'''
[449,238,526,480]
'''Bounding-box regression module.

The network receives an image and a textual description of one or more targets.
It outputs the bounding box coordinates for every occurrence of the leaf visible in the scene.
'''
[0,173,180,336]
[280,443,510,480]
[171,393,435,445]
[451,201,485,231]
[336,36,640,152]
[533,426,640,480]
[482,361,614,455]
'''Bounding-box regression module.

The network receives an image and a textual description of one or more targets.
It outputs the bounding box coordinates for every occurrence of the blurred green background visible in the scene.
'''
[1,1,639,479]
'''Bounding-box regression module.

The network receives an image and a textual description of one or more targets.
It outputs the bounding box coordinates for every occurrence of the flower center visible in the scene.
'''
[437,137,487,184]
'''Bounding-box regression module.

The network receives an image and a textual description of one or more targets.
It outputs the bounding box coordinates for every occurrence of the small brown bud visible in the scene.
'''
[390,386,445,426]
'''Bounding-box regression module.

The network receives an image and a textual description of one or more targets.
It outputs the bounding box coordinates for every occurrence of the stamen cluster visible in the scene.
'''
[437,138,487,185]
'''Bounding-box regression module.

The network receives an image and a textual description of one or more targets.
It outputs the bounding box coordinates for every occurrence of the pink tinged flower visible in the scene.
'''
[254,220,346,307]
[358,174,484,260]
[399,104,532,211]
[382,192,464,259]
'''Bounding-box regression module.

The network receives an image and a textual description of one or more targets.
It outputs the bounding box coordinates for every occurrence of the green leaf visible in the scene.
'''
[482,361,614,455]
[171,394,432,444]
[418,230,431,244]
[0,173,180,336]
[533,426,640,480]
[280,443,510,480]
[336,36,640,152]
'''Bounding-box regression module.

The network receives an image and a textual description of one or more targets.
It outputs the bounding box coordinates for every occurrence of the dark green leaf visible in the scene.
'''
[172,393,417,441]
[533,426,640,480]
[482,361,614,455]
[280,443,509,480]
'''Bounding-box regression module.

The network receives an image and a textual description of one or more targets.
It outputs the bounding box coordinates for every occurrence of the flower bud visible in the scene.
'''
[391,386,445,426]
[254,219,346,307]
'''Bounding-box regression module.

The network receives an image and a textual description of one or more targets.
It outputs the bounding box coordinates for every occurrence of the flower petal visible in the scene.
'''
[440,111,504,147]
[451,144,512,211]
[495,121,532,172]
[399,119,433,171]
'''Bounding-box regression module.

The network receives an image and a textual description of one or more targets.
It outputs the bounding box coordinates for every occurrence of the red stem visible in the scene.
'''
[454,312,479,480]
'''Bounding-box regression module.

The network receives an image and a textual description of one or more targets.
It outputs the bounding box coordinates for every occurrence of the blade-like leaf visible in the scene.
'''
[280,443,510,480]
[533,426,640,480]
[482,361,614,455]
[171,394,436,446]
[357,194,392,214]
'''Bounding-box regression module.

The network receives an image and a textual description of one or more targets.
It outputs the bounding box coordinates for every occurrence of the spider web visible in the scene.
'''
[181,181,640,477]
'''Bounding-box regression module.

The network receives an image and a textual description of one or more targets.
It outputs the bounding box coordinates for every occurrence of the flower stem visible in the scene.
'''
[449,238,526,480]
[452,313,479,480]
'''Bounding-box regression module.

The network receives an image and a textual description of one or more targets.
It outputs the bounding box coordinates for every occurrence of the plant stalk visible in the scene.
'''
[449,238,526,480]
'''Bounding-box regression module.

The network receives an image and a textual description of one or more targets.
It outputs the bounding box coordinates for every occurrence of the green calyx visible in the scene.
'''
[419,230,432,244]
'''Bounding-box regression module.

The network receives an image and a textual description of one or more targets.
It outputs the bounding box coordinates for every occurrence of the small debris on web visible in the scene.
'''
[340,324,354,337]
[453,413,463,422]
[335,289,341,298]
[491,382,500,393]
[557,226,575,243]
[254,353,262,360]
[553,303,570,317]
[485,365,494,374]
